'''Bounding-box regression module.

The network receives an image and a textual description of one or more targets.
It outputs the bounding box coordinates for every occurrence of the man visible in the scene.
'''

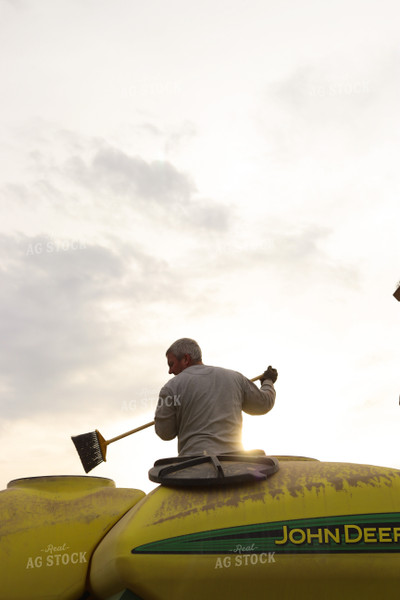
[154,338,277,456]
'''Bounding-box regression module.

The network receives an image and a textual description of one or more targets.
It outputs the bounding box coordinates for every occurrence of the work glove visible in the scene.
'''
[260,366,278,384]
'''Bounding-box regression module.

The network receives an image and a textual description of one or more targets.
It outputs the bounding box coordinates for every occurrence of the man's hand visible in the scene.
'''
[260,366,278,384]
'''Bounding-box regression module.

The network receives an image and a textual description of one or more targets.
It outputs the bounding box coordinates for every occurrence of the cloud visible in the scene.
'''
[66,143,233,232]
[0,232,182,420]
[91,146,194,203]
[61,140,194,206]
[0,123,233,236]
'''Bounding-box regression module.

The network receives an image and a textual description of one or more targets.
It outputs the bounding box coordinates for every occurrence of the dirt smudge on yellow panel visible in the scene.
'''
[277,461,400,498]
[151,482,268,525]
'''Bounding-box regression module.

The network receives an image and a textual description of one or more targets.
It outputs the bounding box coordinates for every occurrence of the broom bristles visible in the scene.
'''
[71,430,105,473]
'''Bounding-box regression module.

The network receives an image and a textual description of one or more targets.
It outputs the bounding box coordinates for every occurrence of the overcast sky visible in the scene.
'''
[1,0,399,493]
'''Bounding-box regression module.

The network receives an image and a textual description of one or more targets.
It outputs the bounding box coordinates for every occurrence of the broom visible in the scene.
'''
[72,421,155,473]
[71,372,266,473]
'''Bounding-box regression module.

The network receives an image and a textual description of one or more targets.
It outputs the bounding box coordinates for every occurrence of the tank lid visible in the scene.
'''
[7,474,116,493]
[149,453,279,487]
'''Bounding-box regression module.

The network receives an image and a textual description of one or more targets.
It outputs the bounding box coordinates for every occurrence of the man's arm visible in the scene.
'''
[242,373,276,415]
[154,386,178,441]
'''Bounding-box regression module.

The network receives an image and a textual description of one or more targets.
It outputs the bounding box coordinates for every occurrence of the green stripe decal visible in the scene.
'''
[131,513,400,555]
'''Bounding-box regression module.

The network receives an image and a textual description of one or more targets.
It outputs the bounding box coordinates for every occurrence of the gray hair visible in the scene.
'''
[166,338,202,362]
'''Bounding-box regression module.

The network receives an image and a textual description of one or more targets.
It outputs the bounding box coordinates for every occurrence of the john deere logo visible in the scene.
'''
[275,522,400,549]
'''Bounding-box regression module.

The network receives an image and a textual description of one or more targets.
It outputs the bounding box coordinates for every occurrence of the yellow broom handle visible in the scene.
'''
[106,421,155,445]
[250,374,264,382]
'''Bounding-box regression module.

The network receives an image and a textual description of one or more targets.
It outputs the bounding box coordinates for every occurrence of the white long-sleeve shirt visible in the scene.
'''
[154,364,276,456]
